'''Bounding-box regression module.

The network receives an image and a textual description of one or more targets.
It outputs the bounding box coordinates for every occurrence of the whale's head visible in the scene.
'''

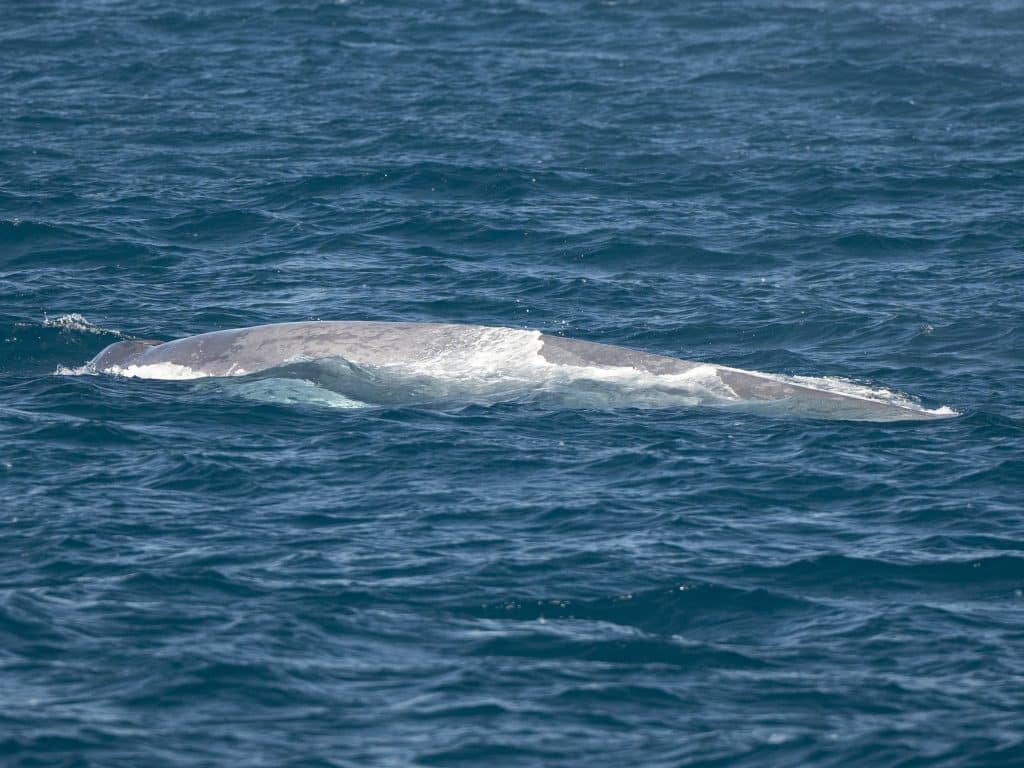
[90,339,163,372]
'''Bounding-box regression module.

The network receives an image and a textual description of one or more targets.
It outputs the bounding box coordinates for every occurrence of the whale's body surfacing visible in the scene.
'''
[88,321,955,421]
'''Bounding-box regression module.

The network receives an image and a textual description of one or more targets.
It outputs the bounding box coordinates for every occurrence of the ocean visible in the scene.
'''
[1,1,1022,766]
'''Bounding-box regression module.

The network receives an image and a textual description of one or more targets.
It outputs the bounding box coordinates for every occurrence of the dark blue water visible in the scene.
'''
[2,1,1023,765]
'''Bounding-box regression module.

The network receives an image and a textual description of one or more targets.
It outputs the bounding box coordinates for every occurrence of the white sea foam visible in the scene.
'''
[354,327,747,409]
[85,361,252,380]
[378,331,956,417]
[107,362,210,380]
[778,373,922,407]
[43,313,123,336]
[55,364,94,376]
[393,328,710,388]
[400,327,547,380]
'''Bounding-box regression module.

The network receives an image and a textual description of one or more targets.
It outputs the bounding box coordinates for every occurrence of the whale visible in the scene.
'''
[88,321,954,421]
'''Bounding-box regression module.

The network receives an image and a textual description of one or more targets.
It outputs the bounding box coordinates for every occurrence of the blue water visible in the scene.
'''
[2,1,1023,765]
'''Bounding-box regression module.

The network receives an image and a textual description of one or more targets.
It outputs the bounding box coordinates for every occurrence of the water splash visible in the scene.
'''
[42,313,123,336]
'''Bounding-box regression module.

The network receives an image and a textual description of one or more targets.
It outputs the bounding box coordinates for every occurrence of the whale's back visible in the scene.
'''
[87,321,954,421]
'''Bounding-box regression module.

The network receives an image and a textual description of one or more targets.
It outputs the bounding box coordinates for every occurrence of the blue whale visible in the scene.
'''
[89,321,954,421]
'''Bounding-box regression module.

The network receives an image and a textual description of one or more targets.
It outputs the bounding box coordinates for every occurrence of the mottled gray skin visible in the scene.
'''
[90,321,948,420]
[89,339,163,370]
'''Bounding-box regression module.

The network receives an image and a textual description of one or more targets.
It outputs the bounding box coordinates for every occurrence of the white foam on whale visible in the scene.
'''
[106,362,211,380]
[268,327,741,409]
[772,373,958,418]
[62,361,251,380]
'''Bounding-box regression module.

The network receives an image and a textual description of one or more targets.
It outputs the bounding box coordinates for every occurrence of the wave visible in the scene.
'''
[463,582,816,637]
[733,553,1024,592]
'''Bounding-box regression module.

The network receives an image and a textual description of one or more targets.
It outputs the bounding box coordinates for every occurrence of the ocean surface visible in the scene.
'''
[2,1,1023,765]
